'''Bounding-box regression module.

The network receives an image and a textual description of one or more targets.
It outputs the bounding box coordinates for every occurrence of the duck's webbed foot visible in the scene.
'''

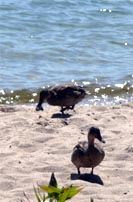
[69,105,75,111]
[60,106,66,114]
[60,105,75,114]
[60,106,69,113]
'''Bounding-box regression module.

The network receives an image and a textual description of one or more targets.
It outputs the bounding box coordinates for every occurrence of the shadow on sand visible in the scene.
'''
[71,173,104,185]
[51,113,72,119]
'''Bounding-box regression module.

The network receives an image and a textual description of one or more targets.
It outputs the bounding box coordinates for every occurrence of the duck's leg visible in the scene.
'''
[90,167,94,175]
[69,105,75,111]
[60,107,64,114]
[60,106,67,114]
[61,106,75,113]
[67,105,75,109]
[77,167,81,175]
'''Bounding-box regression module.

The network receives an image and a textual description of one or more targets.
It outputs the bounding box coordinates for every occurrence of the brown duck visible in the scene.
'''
[71,127,105,175]
[36,84,86,113]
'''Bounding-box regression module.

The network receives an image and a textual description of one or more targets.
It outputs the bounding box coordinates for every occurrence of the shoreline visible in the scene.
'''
[0,82,133,105]
[0,103,133,202]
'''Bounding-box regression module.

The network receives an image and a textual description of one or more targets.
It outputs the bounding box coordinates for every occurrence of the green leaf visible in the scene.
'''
[58,186,83,202]
[39,185,61,197]
[49,173,58,188]
[65,186,83,200]
[34,186,42,202]
[58,187,70,202]
[37,188,46,202]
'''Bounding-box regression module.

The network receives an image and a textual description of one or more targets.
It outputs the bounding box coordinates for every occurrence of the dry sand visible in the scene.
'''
[0,103,133,202]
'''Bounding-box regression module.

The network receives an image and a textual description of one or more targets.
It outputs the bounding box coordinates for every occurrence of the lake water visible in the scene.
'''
[0,0,133,104]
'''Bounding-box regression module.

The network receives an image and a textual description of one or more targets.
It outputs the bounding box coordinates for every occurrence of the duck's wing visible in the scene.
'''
[79,141,88,151]
[73,141,88,153]
[49,85,69,99]
[66,86,86,97]
[60,86,86,100]
[51,85,85,96]
[48,85,86,107]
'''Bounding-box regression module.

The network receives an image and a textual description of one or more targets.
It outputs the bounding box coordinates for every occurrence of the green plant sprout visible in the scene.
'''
[33,173,83,202]
[23,173,94,202]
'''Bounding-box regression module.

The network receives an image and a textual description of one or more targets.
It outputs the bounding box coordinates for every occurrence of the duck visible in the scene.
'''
[71,127,105,175]
[36,84,86,113]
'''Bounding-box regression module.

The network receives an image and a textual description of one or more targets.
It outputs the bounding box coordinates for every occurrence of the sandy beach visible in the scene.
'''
[0,103,133,202]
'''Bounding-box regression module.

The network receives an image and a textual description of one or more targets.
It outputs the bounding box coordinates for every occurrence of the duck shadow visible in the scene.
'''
[71,173,104,185]
[51,113,72,119]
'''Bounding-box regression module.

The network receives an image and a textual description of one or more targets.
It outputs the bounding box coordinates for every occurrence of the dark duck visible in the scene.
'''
[36,84,86,113]
[71,127,105,175]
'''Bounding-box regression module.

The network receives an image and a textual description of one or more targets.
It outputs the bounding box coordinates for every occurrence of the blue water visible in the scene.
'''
[0,0,133,103]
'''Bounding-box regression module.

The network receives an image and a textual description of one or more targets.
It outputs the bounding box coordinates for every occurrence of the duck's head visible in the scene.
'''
[36,90,49,111]
[88,127,105,143]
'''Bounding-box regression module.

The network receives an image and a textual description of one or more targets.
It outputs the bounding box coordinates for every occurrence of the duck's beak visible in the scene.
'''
[36,90,47,111]
[101,137,105,143]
